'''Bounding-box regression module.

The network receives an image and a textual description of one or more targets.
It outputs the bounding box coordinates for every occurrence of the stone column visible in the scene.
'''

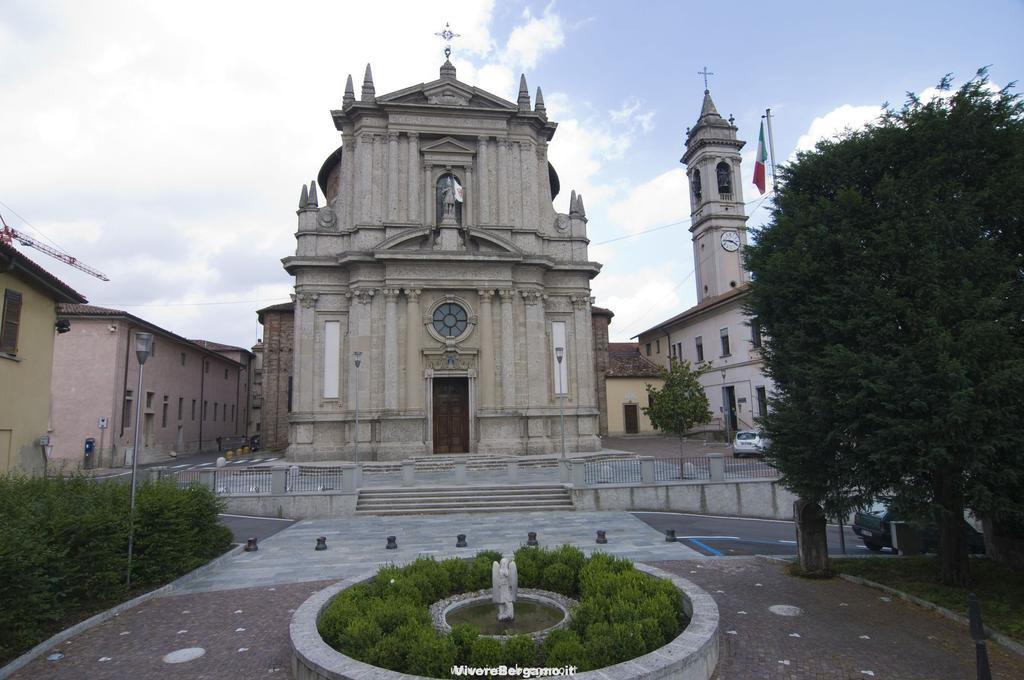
[383,289,400,410]
[386,132,399,223]
[372,133,384,224]
[522,290,547,407]
[497,138,510,225]
[498,289,516,408]
[407,133,420,224]
[537,142,552,209]
[521,140,537,229]
[477,290,495,409]
[348,289,374,415]
[404,289,422,409]
[295,292,319,413]
[572,296,595,407]
[464,166,474,228]
[423,163,433,225]
[476,136,490,224]
[510,141,523,228]
[357,133,373,225]
[340,131,356,229]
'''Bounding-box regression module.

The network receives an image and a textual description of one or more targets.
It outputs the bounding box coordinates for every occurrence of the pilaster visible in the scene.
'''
[476,136,490,225]
[404,289,422,409]
[498,289,516,407]
[477,289,495,408]
[386,132,400,222]
[383,288,400,409]
[407,132,420,224]
[497,138,510,225]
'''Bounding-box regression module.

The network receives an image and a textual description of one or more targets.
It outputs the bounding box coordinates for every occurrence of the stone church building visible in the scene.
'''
[282,60,603,461]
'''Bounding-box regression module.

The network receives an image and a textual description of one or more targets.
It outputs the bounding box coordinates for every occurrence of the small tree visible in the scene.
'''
[642,360,713,455]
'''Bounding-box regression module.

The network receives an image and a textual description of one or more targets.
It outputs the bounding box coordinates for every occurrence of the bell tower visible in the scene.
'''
[681,89,749,300]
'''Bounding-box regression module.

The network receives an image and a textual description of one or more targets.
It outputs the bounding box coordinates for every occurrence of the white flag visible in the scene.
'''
[452,177,464,203]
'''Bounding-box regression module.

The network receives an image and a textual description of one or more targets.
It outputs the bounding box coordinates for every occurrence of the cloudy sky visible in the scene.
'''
[2,0,1021,348]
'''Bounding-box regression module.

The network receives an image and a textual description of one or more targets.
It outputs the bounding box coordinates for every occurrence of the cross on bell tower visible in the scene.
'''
[434,22,461,60]
[698,66,715,91]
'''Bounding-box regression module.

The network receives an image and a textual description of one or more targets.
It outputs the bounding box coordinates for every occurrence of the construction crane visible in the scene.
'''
[1,213,109,281]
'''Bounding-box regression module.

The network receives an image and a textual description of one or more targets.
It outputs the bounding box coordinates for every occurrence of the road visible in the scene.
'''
[631,511,881,557]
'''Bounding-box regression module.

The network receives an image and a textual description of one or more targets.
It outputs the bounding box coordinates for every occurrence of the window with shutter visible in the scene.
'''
[1,290,23,354]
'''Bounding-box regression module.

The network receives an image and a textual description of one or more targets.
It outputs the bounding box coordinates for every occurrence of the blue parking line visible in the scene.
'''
[687,539,723,556]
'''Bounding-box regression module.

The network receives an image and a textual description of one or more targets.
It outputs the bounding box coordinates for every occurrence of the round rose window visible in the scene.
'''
[432,303,468,338]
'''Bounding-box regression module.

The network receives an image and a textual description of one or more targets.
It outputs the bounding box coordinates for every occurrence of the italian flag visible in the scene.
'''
[753,120,767,195]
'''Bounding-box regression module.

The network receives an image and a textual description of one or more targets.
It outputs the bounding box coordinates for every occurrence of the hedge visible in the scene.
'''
[319,546,688,677]
[0,475,232,663]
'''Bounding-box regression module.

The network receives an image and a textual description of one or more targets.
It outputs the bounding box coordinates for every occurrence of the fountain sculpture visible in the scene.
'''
[491,557,518,621]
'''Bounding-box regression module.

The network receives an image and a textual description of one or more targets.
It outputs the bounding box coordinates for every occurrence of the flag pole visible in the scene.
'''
[765,108,779,193]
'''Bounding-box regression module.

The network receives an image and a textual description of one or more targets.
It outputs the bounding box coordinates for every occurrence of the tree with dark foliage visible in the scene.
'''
[744,70,1024,586]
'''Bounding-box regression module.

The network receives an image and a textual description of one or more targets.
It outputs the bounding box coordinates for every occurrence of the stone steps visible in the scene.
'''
[355,484,574,515]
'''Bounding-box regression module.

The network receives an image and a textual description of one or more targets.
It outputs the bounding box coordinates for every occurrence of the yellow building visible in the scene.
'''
[0,242,87,474]
[605,343,664,435]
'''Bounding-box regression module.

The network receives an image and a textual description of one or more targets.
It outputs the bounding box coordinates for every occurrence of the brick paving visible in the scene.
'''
[652,558,1024,680]
[11,580,331,680]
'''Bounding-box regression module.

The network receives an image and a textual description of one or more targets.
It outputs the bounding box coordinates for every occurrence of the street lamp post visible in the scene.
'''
[352,351,362,463]
[555,346,566,460]
[126,331,153,588]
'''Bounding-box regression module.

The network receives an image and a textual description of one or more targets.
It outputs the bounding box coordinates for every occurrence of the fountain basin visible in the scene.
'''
[429,588,575,643]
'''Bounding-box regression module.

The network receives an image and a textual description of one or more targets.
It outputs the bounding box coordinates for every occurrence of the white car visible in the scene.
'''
[732,430,769,457]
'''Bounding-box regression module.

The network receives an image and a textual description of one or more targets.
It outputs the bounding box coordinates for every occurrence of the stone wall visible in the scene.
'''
[260,307,294,451]
[571,479,798,521]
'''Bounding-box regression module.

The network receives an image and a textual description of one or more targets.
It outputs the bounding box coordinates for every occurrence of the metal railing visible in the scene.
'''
[725,457,777,478]
[585,459,642,484]
[287,466,345,492]
[654,457,711,481]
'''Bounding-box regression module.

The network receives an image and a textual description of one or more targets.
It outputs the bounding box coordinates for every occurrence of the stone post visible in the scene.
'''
[401,460,415,487]
[271,468,287,494]
[497,138,509,225]
[476,136,490,224]
[341,464,357,492]
[386,131,399,222]
[199,469,215,491]
[507,460,518,483]
[383,289,400,410]
[708,452,725,482]
[455,460,467,485]
[404,289,422,410]
[498,290,516,408]
[407,133,420,224]
[478,290,495,409]
[570,459,586,487]
[640,457,655,484]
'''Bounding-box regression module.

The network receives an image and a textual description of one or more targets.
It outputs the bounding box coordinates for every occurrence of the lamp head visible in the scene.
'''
[555,346,564,363]
[353,350,362,368]
[135,332,154,365]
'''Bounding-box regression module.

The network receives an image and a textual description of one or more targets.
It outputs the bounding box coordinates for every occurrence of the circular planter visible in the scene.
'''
[290,562,719,680]
[429,588,576,643]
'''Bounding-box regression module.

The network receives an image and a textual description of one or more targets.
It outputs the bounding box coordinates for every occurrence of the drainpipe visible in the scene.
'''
[235,362,241,436]
[198,357,205,453]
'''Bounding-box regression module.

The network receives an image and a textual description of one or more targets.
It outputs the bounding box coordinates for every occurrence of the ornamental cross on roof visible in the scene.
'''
[435,22,461,60]
[698,66,715,91]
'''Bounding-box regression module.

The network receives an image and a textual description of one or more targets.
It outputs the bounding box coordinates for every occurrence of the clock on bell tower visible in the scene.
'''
[682,89,750,300]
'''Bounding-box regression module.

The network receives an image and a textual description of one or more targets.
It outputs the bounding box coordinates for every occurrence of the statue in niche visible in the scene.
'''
[492,557,518,621]
[436,173,464,226]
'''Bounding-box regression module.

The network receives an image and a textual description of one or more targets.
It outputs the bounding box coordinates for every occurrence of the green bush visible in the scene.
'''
[318,549,689,678]
[0,474,231,664]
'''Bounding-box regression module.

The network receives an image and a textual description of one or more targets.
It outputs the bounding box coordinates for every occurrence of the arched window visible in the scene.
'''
[435,173,463,225]
[691,169,702,203]
[716,162,732,195]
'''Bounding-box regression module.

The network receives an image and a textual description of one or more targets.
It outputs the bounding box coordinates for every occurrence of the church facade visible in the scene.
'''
[637,90,774,437]
[282,60,603,461]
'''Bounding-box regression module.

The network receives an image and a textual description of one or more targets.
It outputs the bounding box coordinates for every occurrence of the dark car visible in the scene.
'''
[852,503,986,553]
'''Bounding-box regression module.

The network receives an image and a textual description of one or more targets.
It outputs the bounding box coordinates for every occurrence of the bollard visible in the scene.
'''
[315,536,327,551]
[571,459,586,486]
[596,530,608,544]
[244,537,259,552]
[386,535,398,550]
[527,531,538,547]
[665,529,678,542]
[968,593,992,680]
[559,460,570,483]
[456,534,468,548]
[401,460,415,487]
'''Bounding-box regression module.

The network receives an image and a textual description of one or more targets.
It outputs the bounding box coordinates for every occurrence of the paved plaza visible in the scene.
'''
[10,506,1024,680]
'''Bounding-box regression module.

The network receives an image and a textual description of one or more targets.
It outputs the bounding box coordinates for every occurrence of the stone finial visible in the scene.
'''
[343,74,355,106]
[535,87,546,116]
[576,193,586,218]
[299,184,309,209]
[440,59,457,80]
[361,63,376,102]
[517,74,530,111]
[308,181,319,208]
[569,189,579,216]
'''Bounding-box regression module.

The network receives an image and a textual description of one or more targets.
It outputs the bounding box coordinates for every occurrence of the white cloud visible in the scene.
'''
[591,264,688,342]
[503,6,564,70]
[609,99,656,134]
[793,104,883,156]
[606,169,688,234]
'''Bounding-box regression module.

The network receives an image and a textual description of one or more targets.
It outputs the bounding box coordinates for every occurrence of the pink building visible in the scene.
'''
[50,305,252,468]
